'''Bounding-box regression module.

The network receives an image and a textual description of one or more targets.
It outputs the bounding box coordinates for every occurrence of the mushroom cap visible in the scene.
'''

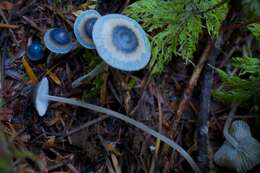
[34,77,49,116]
[44,28,73,54]
[73,10,101,49]
[92,14,151,71]
[27,41,44,61]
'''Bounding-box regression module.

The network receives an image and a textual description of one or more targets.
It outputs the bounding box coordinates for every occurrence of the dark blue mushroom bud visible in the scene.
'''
[74,10,101,49]
[92,14,151,71]
[27,41,44,61]
[44,28,73,54]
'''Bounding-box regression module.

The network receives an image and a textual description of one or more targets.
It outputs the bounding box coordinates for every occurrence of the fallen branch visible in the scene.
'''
[0,23,18,29]
[196,30,232,173]
[175,43,212,125]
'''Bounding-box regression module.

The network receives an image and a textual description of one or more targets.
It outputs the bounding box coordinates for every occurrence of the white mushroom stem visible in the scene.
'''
[44,94,201,173]
[71,62,106,88]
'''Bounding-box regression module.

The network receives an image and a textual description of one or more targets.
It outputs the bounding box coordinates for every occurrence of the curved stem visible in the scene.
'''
[71,62,106,88]
[45,95,201,173]
[223,104,239,148]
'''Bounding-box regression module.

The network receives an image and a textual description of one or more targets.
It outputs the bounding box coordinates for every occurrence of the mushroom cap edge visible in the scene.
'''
[34,77,49,116]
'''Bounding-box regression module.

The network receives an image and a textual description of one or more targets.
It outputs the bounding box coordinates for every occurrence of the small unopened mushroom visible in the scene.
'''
[92,14,151,71]
[214,109,260,173]
[33,77,201,173]
[27,41,44,61]
[44,28,73,54]
[74,10,101,49]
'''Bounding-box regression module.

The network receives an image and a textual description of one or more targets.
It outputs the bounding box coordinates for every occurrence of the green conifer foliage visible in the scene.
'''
[213,59,260,104]
[213,24,260,105]
[248,23,260,44]
[125,0,228,74]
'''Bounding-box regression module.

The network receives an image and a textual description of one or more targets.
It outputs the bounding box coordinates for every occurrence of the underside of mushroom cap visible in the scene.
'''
[44,28,73,54]
[74,10,101,49]
[230,120,252,140]
[34,77,49,116]
[213,120,260,173]
[92,14,151,71]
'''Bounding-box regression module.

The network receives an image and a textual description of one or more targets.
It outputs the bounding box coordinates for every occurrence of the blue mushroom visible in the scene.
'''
[92,14,151,71]
[27,41,44,61]
[44,28,73,54]
[74,10,101,49]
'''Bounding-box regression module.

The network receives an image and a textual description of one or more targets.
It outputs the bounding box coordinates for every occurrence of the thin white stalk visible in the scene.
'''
[45,94,201,173]
[71,62,106,88]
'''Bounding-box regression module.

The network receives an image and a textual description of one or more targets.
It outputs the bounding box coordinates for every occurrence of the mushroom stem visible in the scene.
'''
[223,104,240,148]
[43,94,201,173]
[71,62,107,88]
[46,52,57,66]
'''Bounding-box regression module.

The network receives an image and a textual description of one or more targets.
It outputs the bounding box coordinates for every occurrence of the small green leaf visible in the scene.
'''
[128,78,136,90]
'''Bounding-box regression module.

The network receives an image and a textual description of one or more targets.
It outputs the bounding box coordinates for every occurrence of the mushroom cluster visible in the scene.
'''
[26,9,151,72]
[30,10,201,173]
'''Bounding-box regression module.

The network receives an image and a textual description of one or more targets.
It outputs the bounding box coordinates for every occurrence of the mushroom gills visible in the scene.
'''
[214,120,260,173]
[73,10,101,49]
[84,17,98,39]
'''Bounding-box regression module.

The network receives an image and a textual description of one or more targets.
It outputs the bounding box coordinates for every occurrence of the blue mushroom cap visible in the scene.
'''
[112,26,138,53]
[92,14,151,71]
[27,41,44,61]
[44,28,73,54]
[50,28,71,45]
[73,10,101,49]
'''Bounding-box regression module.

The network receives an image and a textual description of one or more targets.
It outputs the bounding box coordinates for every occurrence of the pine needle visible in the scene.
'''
[22,57,38,85]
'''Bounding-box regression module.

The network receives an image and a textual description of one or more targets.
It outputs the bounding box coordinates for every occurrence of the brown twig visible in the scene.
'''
[22,16,45,33]
[0,23,18,29]
[45,116,108,137]
[0,9,19,47]
[67,163,80,173]
[149,90,163,173]
[44,5,74,28]
[48,149,80,173]
[65,116,108,137]
[222,18,260,32]
[197,30,232,173]
[14,0,37,17]
[47,159,71,171]
[175,43,212,125]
